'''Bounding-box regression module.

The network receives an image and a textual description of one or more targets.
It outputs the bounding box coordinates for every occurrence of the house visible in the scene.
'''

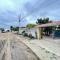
[36,21,60,40]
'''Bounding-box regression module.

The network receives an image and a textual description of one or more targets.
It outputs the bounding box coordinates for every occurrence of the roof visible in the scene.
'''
[36,21,60,27]
[20,27,26,28]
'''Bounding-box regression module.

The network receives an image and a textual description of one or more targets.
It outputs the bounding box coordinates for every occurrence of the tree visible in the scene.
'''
[13,27,19,31]
[36,18,43,24]
[43,18,49,23]
[36,17,49,24]
[10,26,19,32]
[36,17,52,36]
[10,26,13,32]
[0,28,5,33]
[26,24,36,28]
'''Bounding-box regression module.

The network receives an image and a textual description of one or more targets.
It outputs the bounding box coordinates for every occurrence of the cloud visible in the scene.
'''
[0,0,60,28]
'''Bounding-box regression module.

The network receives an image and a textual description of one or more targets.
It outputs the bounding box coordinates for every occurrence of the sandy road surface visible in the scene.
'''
[0,32,39,60]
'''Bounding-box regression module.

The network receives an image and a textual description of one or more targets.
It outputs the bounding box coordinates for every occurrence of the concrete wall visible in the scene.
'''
[25,28,37,38]
[19,28,37,38]
[19,28,27,34]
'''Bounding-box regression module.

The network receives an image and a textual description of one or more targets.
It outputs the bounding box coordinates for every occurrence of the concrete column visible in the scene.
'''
[37,27,42,40]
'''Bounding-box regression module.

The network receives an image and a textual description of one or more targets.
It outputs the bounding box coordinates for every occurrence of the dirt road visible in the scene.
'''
[0,32,39,60]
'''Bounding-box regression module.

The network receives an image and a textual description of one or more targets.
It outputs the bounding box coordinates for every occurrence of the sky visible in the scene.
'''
[0,0,60,29]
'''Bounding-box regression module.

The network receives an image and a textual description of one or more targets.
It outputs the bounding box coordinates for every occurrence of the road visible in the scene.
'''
[0,32,39,60]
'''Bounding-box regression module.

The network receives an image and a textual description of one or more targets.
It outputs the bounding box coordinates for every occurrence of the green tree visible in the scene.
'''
[0,28,5,33]
[10,26,19,32]
[36,17,49,24]
[10,26,13,32]
[36,18,43,24]
[26,24,36,28]
[36,17,52,36]
[44,17,49,23]
[13,27,19,31]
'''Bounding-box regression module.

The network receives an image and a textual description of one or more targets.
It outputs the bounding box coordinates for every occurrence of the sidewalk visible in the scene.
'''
[17,35,60,60]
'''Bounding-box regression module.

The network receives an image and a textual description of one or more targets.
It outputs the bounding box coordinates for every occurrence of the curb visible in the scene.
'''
[17,36,41,60]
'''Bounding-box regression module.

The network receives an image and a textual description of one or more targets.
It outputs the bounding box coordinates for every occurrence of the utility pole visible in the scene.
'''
[18,15,21,34]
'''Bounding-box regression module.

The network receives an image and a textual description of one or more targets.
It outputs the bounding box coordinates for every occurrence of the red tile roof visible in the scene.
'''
[36,21,60,27]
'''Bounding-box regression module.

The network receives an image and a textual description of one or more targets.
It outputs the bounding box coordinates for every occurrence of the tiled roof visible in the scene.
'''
[36,21,60,27]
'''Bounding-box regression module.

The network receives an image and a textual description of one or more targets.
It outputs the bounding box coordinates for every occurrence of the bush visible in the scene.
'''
[23,33,28,37]
[29,34,34,39]
[22,31,25,34]
[22,31,25,35]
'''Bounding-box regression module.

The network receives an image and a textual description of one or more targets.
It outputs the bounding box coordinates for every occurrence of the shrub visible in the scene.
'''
[22,31,25,34]
[29,34,34,39]
[23,33,28,37]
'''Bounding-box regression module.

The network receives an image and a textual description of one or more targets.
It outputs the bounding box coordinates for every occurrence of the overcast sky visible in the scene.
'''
[0,0,60,28]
